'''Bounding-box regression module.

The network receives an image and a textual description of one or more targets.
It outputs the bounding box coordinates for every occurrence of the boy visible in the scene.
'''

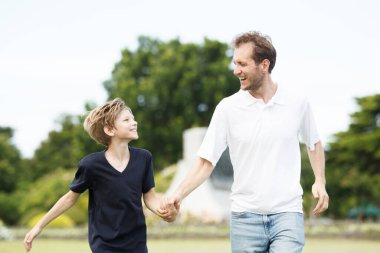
[24,98,177,253]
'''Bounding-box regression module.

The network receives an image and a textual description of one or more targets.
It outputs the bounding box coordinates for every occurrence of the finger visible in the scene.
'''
[23,234,29,248]
[165,202,174,210]
[160,197,168,210]
[313,194,328,215]
[164,215,175,223]
[321,194,329,212]
[312,196,324,215]
[157,207,168,215]
[24,236,32,252]
[174,200,181,210]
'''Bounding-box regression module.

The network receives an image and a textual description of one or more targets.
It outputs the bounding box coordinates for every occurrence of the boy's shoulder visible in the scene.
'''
[130,147,152,158]
[79,151,105,166]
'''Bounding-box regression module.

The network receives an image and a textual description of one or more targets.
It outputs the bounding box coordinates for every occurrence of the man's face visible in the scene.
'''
[233,42,264,92]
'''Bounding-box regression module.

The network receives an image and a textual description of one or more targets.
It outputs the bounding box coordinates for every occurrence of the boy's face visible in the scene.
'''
[112,109,138,141]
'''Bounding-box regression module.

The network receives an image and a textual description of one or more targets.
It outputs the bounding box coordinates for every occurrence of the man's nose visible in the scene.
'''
[233,66,241,76]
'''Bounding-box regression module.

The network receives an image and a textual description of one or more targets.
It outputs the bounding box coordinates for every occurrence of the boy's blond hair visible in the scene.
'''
[83,98,131,146]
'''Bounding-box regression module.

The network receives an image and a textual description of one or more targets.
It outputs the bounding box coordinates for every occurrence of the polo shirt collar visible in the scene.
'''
[239,84,287,106]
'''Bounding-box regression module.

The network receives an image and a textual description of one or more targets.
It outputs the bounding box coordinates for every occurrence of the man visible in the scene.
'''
[166,31,329,253]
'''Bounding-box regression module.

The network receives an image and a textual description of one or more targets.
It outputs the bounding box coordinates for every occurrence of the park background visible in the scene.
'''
[1,0,380,252]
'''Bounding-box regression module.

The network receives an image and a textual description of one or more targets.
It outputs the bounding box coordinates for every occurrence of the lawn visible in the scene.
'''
[1,238,380,253]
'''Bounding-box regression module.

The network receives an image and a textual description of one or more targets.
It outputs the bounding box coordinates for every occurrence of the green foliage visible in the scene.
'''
[29,114,103,180]
[0,191,23,225]
[27,213,75,228]
[154,165,176,193]
[0,127,28,225]
[325,94,380,218]
[19,169,88,226]
[300,145,317,217]
[65,193,88,225]
[104,36,238,169]
[0,127,23,193]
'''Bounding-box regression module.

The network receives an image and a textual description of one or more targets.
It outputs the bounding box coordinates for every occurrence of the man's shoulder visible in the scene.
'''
[218,90,243,106]
[278,86,309,106]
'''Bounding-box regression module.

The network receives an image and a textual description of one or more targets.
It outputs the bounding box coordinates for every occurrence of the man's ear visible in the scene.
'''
[260,59,270,73]
[104,126,114,137]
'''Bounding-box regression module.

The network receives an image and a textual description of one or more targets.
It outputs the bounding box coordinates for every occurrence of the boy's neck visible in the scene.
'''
[105,142,130,172]
[107,141,130,159]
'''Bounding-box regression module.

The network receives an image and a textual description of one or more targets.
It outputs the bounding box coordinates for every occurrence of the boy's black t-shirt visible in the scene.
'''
[70,147,155,253]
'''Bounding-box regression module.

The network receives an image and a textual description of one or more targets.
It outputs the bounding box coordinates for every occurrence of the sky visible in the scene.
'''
[0,0,379,158]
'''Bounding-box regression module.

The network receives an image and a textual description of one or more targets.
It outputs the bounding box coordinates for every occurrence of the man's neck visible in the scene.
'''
[248,77,277,103]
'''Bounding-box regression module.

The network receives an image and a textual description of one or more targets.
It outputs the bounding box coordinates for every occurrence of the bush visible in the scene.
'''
[27,213,75,228]
[0,192,22,225]
[19,168,88,226]
[154,165,176,193]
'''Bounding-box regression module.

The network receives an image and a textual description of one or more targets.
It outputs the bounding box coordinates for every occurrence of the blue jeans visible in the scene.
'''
[230,212,305,253]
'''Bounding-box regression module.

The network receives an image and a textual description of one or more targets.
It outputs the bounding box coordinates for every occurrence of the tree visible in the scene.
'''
[0,127,25,224]
[325,94,380,218]
[104,36,238,169]
[0,127,22,193]
[29,112,102,180]
[18,169,88,226]
[300,145,317,218]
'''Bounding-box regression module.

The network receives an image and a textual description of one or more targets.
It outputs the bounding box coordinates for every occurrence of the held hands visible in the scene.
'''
[311,181,329,216]
[157,195,181,222]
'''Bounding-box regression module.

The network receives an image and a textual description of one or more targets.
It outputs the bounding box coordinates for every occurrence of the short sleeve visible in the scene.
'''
[70,161,91,193]
[142,152,155,193]
[299,100,320,151]
[197,102,228,166]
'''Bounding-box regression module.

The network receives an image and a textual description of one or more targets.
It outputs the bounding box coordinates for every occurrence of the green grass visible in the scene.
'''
[1,238,380,253]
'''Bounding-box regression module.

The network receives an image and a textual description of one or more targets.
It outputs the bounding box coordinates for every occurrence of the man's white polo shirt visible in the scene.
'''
[197,85,320,214]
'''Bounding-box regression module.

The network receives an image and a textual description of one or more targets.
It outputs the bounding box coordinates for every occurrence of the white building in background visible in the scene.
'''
[165,127,233,222]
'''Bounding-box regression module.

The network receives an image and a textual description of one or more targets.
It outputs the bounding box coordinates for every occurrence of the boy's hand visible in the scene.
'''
[158,197,180,222]
[23,226,42,252]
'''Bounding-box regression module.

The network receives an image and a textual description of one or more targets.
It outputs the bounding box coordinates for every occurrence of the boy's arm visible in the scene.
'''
[307,141,329,215]
[143,188,177,222]
[24,190,81,252]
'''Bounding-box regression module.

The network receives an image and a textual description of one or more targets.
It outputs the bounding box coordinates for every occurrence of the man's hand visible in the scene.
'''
[158,196,181,222]
[311,181,329,215]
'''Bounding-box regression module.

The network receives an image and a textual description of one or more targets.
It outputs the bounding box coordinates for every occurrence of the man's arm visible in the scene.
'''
[307,141,329,215]
[169,157,214,208]
[24,190,81,252]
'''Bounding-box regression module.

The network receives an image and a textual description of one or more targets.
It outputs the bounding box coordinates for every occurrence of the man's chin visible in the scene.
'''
[240,84,250,91]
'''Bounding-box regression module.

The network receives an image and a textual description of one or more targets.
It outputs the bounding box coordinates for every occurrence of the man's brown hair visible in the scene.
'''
[233,31,277,73]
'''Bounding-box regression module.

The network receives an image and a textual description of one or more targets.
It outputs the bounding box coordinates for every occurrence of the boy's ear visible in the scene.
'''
[103,126,115,137]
